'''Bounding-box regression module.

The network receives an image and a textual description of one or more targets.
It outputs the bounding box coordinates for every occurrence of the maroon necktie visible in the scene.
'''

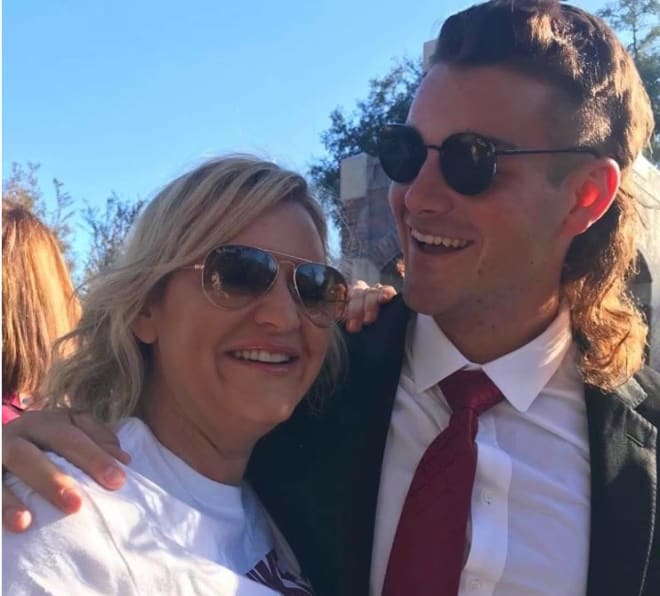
[382,369,504,596]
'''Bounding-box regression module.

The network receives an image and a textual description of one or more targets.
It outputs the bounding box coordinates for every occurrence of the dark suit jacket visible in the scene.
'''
[248,296,660,596]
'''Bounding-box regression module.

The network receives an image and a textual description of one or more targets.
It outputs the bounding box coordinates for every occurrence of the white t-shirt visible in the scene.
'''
[3,417,312,595]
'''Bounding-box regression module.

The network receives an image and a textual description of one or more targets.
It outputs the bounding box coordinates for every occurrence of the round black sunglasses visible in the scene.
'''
[377,124,600,196]
[184,244,348,327]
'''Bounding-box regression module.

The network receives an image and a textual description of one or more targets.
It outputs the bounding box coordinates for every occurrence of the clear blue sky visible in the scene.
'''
[3,0,605,262]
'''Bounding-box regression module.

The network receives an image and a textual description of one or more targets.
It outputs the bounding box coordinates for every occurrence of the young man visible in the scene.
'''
[3,1,659,595]
[249,2,660,594]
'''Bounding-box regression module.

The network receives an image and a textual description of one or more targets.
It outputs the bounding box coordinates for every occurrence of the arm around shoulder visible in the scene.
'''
[3,471,138,595]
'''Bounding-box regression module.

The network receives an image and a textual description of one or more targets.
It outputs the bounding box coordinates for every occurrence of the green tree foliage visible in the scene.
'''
[308,58,423,235]
[82,193,145,281]
[2,162,75,268]
[3,162,145,284]
[598,0,660,163]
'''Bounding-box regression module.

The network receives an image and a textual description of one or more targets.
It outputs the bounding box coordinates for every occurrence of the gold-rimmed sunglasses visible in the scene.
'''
[185,244,348,327]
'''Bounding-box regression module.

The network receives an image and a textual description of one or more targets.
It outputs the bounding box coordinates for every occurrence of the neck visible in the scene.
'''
[139,389,255,486]
[434,293,562,364]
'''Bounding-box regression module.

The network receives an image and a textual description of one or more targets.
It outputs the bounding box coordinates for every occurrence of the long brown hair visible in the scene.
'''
[2,201,81,397]
[432,0,654,389]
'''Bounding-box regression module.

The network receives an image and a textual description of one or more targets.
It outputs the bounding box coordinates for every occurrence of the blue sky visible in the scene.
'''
[3,0,605,263]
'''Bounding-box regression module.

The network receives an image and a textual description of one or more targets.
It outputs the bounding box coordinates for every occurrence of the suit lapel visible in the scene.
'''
[334,296,411,595]
[249,297,411,596]
[586,379,658,596]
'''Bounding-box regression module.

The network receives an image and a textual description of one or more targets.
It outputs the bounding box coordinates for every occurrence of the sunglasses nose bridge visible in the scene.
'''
[275,259,301,300]
[252,261,304,330]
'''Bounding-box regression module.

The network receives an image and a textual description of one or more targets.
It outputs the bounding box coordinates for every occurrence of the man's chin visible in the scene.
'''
[402,284,446,317]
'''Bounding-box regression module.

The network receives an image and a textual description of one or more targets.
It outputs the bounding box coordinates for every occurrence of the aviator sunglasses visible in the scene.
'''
[185,244,348,327]
[377,124,600,196]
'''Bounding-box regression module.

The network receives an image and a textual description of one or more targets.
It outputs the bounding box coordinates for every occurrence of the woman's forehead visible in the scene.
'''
[226,202,325,262]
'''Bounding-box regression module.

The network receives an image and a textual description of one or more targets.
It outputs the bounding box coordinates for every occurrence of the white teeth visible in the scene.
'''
[411,229,470,248]
[232,350,293,364]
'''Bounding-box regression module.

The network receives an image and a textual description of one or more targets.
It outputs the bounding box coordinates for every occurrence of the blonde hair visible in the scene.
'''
[44,155,344,421]
[2,201,81,397]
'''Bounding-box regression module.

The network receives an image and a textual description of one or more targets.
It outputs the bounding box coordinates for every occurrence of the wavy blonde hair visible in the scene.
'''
[44,155,344,421]
[432,0,654,389]
[2,201,81,397]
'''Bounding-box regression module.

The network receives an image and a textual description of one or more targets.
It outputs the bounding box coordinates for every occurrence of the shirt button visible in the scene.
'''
[468,578,482,591]
[481,489,494,505]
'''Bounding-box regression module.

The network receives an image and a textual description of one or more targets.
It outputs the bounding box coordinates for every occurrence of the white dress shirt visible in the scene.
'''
[370,309,591,596]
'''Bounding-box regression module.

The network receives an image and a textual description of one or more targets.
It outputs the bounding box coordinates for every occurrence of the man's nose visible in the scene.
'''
[403,151,455,216]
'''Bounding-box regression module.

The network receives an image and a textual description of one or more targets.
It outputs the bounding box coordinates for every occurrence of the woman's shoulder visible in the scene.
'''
[3,448,279,595]
[5,418,162,514]
[3,419,178,549]
[3,459,141,594]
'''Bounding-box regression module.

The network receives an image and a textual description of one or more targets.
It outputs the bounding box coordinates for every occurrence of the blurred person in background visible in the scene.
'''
[2,200,81,423]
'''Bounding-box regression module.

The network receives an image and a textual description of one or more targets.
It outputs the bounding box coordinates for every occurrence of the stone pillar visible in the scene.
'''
[632,155,660,369]
[422,39,435,72]
[339,152,402,286]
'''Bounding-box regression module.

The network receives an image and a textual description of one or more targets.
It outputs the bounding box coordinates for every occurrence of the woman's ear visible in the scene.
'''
[561,157,620,238]
[132,304,159,344]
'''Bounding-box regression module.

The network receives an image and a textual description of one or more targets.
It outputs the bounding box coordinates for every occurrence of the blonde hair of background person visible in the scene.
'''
[42,154,344,421]
[2,201,81,407]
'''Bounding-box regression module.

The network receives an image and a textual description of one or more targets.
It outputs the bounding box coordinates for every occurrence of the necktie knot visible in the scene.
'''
[439,369,503,416]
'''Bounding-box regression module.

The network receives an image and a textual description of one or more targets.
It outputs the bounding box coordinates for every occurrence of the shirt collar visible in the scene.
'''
[410,307,574,413]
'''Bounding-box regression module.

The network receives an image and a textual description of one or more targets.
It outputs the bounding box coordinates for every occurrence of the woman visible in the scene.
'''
[2,201,81,423]
[3,155,350,594]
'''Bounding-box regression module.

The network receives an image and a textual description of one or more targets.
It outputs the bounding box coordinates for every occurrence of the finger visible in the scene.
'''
[69,413,131,465]
[2,486,32,532]
[3,437,84,514]
[345,291,368,333]
[363,290,385,325]
[377,285,398,303]
[348,279,370,296]
[19,413,127,491]
[362,285,396,324]
[7,411,128,492]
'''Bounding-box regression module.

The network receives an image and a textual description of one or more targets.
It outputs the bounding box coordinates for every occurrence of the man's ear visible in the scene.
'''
[561,157,620,238]
[132,303,159,345]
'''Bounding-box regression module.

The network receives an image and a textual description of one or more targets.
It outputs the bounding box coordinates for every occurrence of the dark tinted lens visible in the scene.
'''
[203,245,277,308]
[440,133,495,195]
[295,263,348,325]
[378,125,428,184]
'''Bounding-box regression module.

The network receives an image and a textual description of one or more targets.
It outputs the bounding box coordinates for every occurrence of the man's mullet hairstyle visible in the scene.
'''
[431,0,655,389]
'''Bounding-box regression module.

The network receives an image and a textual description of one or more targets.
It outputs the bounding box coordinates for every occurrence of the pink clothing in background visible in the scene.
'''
[2,393,26,424]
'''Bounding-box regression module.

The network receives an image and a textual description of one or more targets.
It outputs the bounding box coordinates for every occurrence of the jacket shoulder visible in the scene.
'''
[635,366,660,390]
[634,366,660,426]
[343,294,411,353]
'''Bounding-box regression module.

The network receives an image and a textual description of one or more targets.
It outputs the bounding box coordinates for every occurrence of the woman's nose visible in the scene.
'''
[252,267,302,332]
